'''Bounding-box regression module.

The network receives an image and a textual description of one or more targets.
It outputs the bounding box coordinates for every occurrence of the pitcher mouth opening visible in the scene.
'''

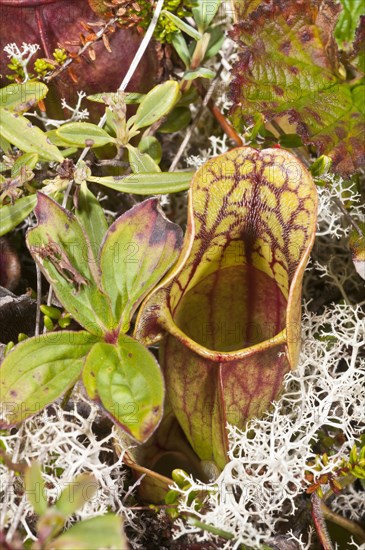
[170,264,288,355]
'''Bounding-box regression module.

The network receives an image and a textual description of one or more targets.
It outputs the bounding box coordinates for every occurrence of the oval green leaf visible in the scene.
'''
[138,136,162,163]
[183,67,216,80]
[171,33,191,67]
[88,171,194,194]
[0,82,48,111]
[47,514,126,550]
[87,91,145,104]
[158,106,191,133]
[0,331,98,426]
[133,81,181,130]
[205,25,225,60]
[56,122,116,148]
[75,181,108,251]
[161,10,202,40]
[83,336,164,442]
[46,129,78,148]
[0,108,64,162]
[11,152,39,177]
[0,195,37,237]
[192,0,222,32]
[127,144,161,173]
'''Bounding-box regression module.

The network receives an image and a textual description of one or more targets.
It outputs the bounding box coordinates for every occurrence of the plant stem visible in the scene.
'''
[332,197,364,236]
[320,501,365,543]
[35,264,42,336]
[169,68,223,172]
[194,80,242,146]
[187,517,235,540]
[311,493,334,550]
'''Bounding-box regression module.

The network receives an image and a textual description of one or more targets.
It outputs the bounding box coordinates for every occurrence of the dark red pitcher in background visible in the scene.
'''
[0,0,157,117]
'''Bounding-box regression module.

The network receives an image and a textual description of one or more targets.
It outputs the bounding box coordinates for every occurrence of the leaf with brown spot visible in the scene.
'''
[229,0,365,176]
[100,198,183,333]
[26,193,115,334]
[135,147,317,468]
[0,331,98,427]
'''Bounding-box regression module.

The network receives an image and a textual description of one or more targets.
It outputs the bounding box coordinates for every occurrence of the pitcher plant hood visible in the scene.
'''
[135,147,318,469]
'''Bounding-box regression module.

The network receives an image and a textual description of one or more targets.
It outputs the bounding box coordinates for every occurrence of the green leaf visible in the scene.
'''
[0,195,37,236]
[26,193,115,334]
[11,152,38,178]
[132,81,181,130]
[177,87,200,107]
[0,134,12,154]
[230,0,365,176]
[46,514,126,550]
[46,129,78,148]
[0,82,48,111]
[127,144,161,173]
[87,91,145,104]
[83,336,164,442]
[99,198,182,329]
[310,154,333,176]
[0,331,98,426]
[205,26,225,60]
[171,33,191,67]
[159,106,191,133]
[162,10,202,40]
[0,109,64,162]
[56,122,116,148]
[138,136,162,164]
[75,181,108,252]
[335,0,364,49]
[55,473,98,518]
[88,171,193,194]
[24,462,48,516]
[192,0,222,32]
[183,67,215,80]
[279,133,303,148]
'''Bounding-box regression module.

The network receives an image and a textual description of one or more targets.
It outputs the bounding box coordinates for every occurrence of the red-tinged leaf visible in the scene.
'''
[82,335,164,442]
[351,15,365,73]
[229,0,365,176]
[26,193,115,335]
[100,198,183,333]
[135,147,317,468]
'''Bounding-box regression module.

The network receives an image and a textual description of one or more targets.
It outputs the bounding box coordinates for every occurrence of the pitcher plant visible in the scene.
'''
[135,147,318,470]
